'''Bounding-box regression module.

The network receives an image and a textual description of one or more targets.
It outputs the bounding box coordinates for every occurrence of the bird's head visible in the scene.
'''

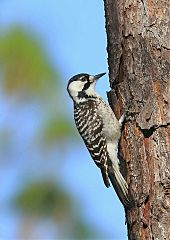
[67,72,106,102]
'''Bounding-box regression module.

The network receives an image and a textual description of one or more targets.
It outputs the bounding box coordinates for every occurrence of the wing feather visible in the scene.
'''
[74,100,110,187]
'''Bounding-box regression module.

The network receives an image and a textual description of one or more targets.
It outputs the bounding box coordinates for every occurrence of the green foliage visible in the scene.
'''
[0,27,58,97]
[0,26,76,142]
[0,26,87,237]
[14,180,99,238]
[14,181,72,219]
[42,114,76,145]
[74,219,98,240]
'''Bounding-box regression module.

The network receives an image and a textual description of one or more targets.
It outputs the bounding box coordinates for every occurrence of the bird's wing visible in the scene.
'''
[74,100,110,187]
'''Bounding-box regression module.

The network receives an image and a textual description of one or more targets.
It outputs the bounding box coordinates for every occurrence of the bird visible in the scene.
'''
[67,72,131,207]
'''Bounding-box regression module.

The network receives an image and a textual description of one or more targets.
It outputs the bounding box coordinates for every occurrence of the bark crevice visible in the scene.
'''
[140,123,170,138]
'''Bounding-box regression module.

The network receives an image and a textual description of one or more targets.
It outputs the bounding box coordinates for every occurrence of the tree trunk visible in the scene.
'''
[103,0,170,239]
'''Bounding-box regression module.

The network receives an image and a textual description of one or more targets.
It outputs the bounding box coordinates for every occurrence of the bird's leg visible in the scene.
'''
[119,113,125,127]
[119,102,134,126]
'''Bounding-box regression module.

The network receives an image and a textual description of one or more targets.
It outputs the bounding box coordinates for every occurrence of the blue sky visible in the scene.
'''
[0,1,127,239]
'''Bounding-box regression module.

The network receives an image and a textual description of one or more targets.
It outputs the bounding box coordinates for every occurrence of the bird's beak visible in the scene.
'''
[94,72,106,80]
[89,72,106,82]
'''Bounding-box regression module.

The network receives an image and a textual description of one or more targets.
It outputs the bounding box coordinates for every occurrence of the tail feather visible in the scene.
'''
[108,166,133,208]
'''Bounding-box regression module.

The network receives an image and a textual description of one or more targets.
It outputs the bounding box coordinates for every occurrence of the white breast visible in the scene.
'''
[96,97,121,166]
[96,97,121,141]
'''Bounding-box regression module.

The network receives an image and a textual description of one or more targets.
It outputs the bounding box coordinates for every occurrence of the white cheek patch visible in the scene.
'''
[68,79,98,102]
[85,81,96,96]
[68,80,84,99]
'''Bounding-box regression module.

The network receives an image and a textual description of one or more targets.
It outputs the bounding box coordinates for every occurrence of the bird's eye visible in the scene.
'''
[82,77,88,82]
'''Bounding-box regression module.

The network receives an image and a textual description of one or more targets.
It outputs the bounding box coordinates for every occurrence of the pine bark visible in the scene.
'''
[103,0,170,239]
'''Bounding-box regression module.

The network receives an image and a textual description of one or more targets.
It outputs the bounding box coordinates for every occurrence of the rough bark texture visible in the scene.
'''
[104,0,170,239]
